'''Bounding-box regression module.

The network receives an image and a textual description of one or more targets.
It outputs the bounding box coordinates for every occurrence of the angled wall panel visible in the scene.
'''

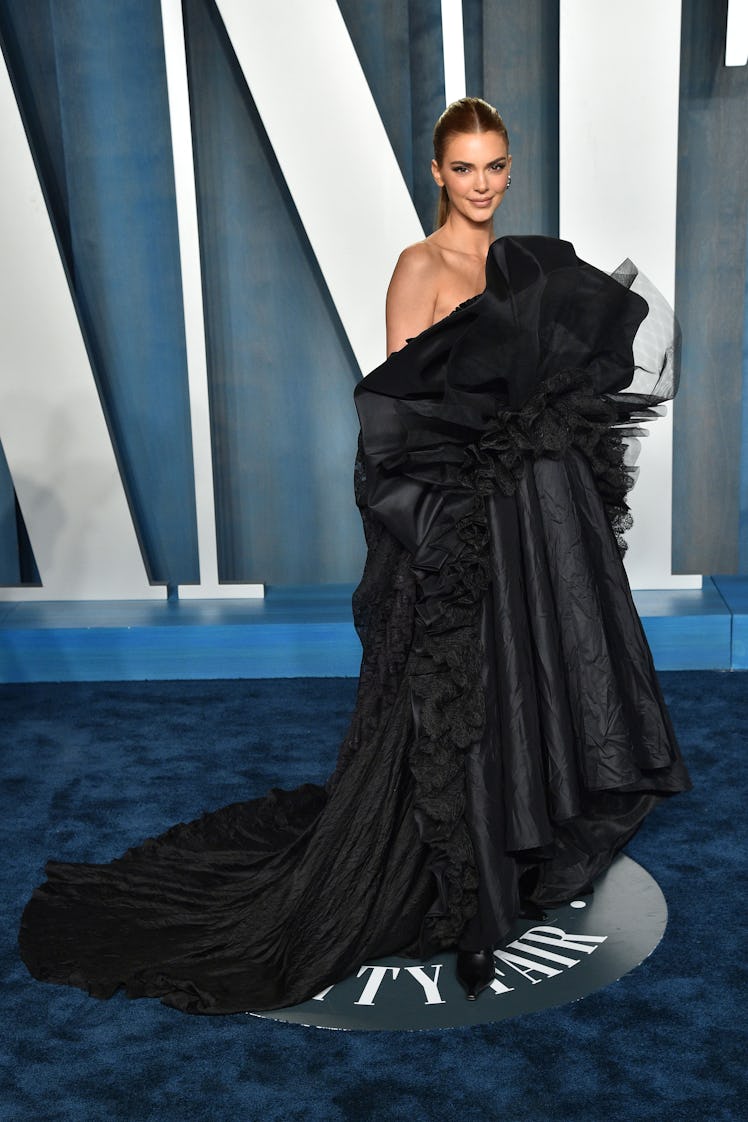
[215,0,424,377]
[0,0,199,590]
[338,0,446,232]
[184,0,368,584]
[0,39,163,600]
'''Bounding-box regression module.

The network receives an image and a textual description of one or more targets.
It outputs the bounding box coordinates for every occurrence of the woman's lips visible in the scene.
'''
[469,198,493,207]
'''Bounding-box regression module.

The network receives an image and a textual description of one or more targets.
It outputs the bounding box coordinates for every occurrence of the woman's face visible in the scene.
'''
[432,130,511,224]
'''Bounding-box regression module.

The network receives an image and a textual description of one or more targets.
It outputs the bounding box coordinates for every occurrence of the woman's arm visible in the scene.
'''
[385,244,438,356]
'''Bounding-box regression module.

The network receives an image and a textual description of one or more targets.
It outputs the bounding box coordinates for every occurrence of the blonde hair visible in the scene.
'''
[433,97,509,229]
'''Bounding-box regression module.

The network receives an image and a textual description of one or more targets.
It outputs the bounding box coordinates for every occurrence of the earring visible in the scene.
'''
[506,175,512,188]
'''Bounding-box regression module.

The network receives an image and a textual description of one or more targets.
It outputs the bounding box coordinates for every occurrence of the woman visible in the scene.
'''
[386,98,511,354]
[19,99,691,1012]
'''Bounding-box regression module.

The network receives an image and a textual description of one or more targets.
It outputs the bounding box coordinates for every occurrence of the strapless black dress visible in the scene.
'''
[18,235,691,1014]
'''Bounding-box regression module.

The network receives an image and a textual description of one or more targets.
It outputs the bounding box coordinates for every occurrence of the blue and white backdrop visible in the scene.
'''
[0,0,746,600]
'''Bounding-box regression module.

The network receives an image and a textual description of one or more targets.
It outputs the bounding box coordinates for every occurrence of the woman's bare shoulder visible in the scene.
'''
[390,239,442,282]
[386,241,443,355]
[387,239,448,309]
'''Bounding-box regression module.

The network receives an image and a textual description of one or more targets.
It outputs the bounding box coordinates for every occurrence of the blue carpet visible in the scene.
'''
[1,673,745,1121]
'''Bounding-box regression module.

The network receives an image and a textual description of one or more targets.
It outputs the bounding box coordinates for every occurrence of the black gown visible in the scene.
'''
[19,235,691,1014]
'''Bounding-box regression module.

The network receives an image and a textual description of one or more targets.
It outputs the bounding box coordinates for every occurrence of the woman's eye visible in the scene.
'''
[452,166,468,174]
[491,163,507,172]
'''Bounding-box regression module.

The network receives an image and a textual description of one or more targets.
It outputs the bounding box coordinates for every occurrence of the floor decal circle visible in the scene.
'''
[251,854,668,1031]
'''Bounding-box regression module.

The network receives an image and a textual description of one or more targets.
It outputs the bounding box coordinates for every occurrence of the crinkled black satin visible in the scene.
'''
[19,235,691,1014]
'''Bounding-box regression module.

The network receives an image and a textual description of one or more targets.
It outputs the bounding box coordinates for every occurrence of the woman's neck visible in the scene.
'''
[433,211,495,258]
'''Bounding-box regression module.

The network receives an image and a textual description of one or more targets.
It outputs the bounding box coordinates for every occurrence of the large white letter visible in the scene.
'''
[404,964,446,1005]
[354,965,400,1006]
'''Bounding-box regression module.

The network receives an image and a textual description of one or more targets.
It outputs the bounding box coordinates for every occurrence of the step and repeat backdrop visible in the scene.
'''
[0,0,745,600]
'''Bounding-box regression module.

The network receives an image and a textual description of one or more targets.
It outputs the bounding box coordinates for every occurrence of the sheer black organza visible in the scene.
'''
[19,236,691,1014]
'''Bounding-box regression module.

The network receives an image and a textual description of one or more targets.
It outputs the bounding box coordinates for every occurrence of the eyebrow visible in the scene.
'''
[449,157,507,167]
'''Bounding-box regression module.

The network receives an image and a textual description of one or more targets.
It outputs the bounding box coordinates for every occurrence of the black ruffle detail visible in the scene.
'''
[408,497,489,950]
[460,368,637,556]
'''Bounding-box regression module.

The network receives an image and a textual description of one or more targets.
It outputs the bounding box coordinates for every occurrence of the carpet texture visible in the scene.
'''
[0,672,745,1121]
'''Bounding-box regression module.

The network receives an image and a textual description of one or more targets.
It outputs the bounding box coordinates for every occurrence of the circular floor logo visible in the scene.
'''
[251,855,668,1031]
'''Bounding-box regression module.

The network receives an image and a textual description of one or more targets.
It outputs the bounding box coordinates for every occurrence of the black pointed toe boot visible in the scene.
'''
[456,947,495,1001]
